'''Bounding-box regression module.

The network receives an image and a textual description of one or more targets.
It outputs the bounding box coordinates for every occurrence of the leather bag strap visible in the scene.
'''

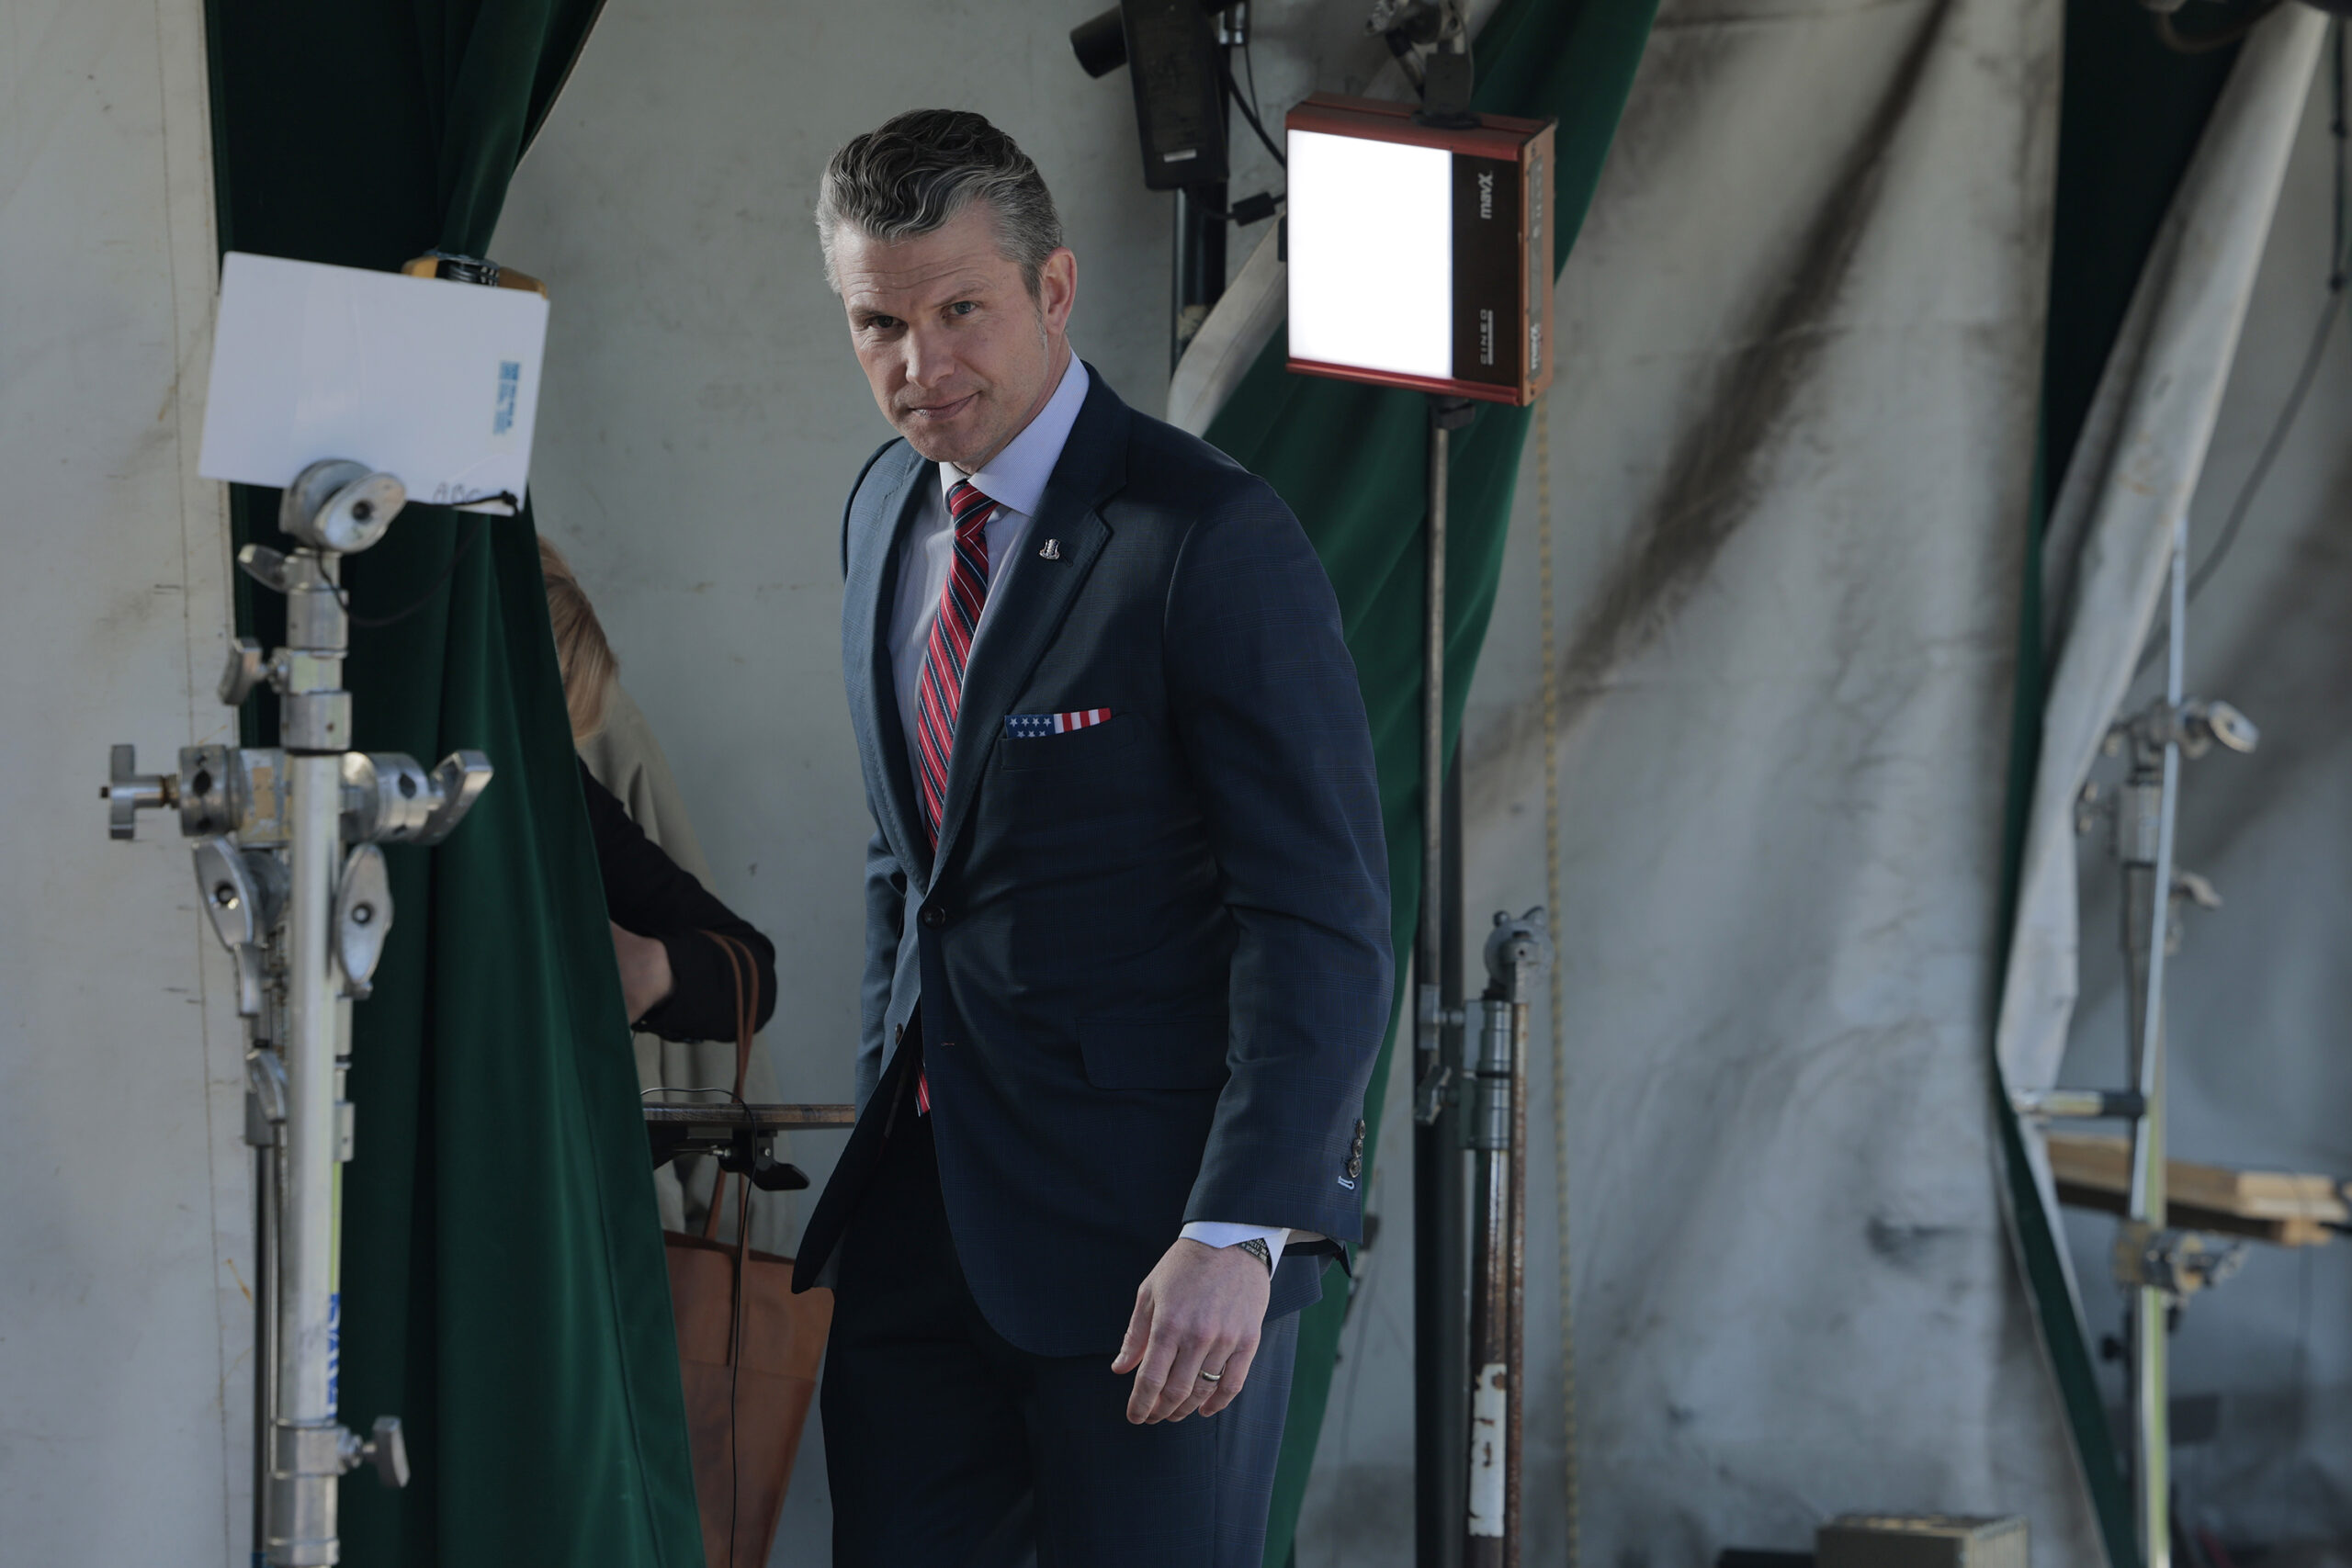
[696,931,758,1245]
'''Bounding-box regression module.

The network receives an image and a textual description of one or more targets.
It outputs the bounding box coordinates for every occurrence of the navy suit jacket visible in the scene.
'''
[794,365,1392,1358]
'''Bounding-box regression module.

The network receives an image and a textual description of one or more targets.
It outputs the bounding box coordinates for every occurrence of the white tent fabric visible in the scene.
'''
[1983,4,2323,1496]
[2059,46,2352,1551]
[1264,0,2109,1555]
[1980,23,2330,1548]
[1167,224,1283,436]
[1995,7,2324,1103]
[0,0,247,1555]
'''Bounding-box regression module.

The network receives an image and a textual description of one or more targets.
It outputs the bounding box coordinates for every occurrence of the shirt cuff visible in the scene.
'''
[1180,1222,1292,1268]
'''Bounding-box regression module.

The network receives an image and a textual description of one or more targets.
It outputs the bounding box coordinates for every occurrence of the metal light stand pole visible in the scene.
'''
[2108,532,2256,1568]
[2020,518,2260,1568]
[103,459,493,1565]
[1171,4,1250,370]
[1415,394,1476,1568]
[1465,909,1551,1568]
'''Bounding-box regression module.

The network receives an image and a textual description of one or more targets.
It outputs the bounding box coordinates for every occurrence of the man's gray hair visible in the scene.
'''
[816,109,1065,296]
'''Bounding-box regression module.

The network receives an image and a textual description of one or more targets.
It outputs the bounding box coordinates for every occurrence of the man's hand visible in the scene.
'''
[1111,1238,1270,1424]
[610,921,674,1023]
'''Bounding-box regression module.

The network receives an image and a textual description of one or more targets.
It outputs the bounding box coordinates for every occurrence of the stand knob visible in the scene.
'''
[101,744,176,840]
[345,1416,411,1489]
[415,750,494,845]
[334,844,394,998]
[2187,700,2258,756]
[192,838,284,1017]
[219,637,268,706]
[236,545,290,592]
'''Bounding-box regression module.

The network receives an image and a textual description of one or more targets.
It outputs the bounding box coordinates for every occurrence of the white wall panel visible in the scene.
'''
[0,0,243,1555]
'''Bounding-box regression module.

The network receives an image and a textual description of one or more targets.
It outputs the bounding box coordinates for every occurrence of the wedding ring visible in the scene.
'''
[1197,1368,1224,1383]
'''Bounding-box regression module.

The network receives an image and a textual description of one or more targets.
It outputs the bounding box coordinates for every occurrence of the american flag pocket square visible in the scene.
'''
[1004,708,1113,739]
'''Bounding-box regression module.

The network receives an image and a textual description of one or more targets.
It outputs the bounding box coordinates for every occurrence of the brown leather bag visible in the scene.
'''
[663,932,832,1568]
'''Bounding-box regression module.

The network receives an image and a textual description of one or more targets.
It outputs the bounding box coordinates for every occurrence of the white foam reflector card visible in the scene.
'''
[198,252,550,509]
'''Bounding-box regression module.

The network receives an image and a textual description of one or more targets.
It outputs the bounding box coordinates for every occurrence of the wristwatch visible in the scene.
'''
[1238,1236,1273,1274]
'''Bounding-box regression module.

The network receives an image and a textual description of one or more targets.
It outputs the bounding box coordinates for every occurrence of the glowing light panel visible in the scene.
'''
[1285,130,1452,381]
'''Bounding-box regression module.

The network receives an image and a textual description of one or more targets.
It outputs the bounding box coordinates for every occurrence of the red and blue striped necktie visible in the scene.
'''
[914,479,995,844]
[910,478,995,1113]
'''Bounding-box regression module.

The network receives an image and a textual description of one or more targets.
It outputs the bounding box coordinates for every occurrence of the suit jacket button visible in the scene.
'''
[920,905,945,929]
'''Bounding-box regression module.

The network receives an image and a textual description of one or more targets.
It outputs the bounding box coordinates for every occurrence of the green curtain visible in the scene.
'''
[1994,11,2242,1568]
[1202,3,1659,1560]
[206,5,704,1564]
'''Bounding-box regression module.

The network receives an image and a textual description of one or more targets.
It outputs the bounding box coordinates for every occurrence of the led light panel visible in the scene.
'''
[1283,96,1557,406]
[1286,130,1453,381]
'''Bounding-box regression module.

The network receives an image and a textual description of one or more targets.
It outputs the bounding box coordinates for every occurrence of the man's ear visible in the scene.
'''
[1039,247,1078,334]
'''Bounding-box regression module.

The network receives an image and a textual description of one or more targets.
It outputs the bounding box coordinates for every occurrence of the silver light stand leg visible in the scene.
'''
[251,1113,278,1567]
[243,950,287,1568]
[269,548,356,1566]
[2123,525,2189,1568]
[1465,911,1550,1568]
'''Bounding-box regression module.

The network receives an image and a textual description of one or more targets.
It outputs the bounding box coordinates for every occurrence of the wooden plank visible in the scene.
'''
[2045,1133,2346,1248]
[640,1102,857,1129]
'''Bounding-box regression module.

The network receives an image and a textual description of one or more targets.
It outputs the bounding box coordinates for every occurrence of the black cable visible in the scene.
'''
[1221,54,1285,168]
[346,514,488,630]
[2154,0,2290,55]
[2186,18,2346,605]
[2132,20,2347,677]
[2183,270,2343,605]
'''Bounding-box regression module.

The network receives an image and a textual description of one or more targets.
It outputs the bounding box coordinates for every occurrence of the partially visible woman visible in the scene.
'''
[543,538,790,1242]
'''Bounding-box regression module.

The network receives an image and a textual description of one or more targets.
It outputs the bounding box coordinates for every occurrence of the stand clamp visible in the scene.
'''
[2111,1221,2247,1303]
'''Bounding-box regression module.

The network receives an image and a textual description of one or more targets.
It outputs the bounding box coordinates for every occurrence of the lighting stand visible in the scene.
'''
[1465,908,1551,1568]
[2110,636,2255,1568]
[2037,525,2256,1568]
[1172,5,1251,368]
[103,458,493,1565]
[1412,391,1553,1568]
[1415,393,1474,1568]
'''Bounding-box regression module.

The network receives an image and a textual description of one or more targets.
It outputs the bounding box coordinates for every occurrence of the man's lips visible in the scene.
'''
[901,392,978,422]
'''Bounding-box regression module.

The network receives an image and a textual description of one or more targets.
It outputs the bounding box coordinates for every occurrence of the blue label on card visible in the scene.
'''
[492,360,520,435]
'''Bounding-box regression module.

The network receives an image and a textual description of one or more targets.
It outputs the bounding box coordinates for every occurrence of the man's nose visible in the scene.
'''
[901,325,953,391]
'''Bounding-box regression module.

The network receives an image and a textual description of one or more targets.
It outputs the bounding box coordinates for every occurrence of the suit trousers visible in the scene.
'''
[820,1104,1299,1568]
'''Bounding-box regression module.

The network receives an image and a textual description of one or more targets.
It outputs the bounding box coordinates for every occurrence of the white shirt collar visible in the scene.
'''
[937,351,1091,518]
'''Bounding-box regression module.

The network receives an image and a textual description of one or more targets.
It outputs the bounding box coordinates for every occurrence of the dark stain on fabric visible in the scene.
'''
[1470,0,1962,787]
[1867,1214,1960,1269]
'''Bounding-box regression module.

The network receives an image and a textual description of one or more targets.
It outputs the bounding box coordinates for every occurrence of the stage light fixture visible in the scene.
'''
[1283,94,1555,406]
[1069,0,1228,189]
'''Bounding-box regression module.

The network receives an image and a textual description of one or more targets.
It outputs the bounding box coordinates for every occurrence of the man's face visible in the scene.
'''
[833,204,1078,471]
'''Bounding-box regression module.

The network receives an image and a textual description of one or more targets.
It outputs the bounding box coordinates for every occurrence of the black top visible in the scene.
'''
[581,761,777,1043]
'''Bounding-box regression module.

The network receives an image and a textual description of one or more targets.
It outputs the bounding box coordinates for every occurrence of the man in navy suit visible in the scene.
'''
[793,108,1391,1567]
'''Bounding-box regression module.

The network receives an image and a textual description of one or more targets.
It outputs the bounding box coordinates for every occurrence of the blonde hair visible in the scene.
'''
[538,536,617,743]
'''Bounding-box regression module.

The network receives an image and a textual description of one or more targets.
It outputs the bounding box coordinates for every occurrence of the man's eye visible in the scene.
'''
[862,315,900,333]
[948,300,978,317]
